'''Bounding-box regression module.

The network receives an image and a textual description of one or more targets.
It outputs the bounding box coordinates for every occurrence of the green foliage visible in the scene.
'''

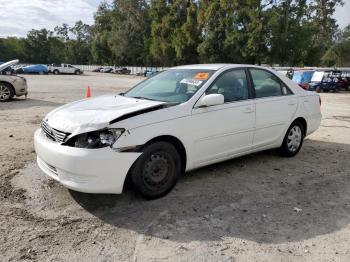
[0,22,91,64]
[322,24,350,66]
[0,0,346,66]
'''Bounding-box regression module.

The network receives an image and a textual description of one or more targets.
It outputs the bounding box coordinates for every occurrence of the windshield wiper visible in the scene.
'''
[132,96,159,101]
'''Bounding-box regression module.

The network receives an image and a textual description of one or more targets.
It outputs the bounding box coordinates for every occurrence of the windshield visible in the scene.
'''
[125,69,215,103]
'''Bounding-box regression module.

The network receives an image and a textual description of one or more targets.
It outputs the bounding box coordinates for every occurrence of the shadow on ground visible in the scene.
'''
[67,139,350,244]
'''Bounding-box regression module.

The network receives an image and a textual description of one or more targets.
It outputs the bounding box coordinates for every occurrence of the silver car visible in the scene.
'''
[0,60,28,102]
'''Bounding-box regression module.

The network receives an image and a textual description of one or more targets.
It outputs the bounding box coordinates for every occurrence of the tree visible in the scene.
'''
[171,0,200,64]
[149,0,177,66]
[109,0,151,65]
[322,24,350,66]
[24,29,52,63]
[304,0,343,65]
[197,0,232,63]
[91,1,114,64]
[53,21,91,64]
[0,37,26,62]
[0,0,346,66]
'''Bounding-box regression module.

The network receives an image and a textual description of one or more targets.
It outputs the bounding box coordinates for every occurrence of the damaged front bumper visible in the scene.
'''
[34,129,141,194]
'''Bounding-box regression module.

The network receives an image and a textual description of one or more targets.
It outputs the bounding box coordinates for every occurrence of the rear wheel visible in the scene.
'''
[279,121,305,157]
[75,70,80,75]
[130,141,182,199]
[53,70,59,75]
[0,83,14,102]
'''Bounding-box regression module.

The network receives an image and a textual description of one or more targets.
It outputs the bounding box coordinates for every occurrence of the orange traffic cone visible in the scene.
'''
[85,86,91,98]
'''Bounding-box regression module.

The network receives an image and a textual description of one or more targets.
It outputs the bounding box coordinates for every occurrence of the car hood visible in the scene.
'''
[0,59,18,72]
[45,95,167,134]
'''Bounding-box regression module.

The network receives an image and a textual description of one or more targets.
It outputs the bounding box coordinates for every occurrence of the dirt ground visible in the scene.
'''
[1,72,350,262]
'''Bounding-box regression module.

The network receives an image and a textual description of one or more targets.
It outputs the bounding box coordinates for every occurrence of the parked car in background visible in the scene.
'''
[100,67,113,73]
[291,70,315,90]
[308,71,325,92]
[114,67,131,74]
[144,69,159,77]
[310,71,342,92]
[48,64,83,75]
[330,70,350,91]
[340,71,350,91]
[17,64,48,74]
[0,60,28,102]
[1,65,15,75]
[92,67,103,72]
[34,64,321,198]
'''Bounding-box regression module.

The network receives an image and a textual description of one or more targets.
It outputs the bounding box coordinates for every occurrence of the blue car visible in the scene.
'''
[20,64,48,74]
[291,70,315,90]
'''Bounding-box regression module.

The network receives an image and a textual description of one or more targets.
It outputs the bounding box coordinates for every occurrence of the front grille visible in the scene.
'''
[41,121,70,143]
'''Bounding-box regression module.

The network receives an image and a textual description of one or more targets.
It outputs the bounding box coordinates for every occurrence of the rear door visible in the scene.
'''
[249,68,298,148]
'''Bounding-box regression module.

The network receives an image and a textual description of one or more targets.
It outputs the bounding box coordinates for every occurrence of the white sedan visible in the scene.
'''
[34,64,321,199]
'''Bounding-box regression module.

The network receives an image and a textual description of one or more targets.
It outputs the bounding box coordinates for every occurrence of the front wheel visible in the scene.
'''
[279,122,305,157]
[75,70,80,75]
[130,142,182,199]
[53,70,59,75]
[0,83,14,102]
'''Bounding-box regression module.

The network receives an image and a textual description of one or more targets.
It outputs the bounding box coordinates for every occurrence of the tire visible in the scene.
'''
[75,70,80,75]
[279,121,305,157]
[0,82,14,102]
[130,141,182,199]
[53,70,59,75]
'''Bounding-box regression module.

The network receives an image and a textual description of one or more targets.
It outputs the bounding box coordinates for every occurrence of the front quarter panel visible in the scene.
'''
[112,111,195,170]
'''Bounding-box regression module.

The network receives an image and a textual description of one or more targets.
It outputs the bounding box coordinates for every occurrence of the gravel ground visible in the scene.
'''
[1,72,350,262]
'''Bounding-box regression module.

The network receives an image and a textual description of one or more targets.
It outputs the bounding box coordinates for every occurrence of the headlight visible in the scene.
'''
[71,128,125,149]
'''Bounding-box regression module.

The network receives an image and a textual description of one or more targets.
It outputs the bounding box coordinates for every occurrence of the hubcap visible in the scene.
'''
[287,125,302,152]
[144,153,170,188]
[0,85,11,101]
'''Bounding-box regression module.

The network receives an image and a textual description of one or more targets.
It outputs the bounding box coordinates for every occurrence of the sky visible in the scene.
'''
[0,0,100,37]
[334,0,350,29]
[0,0,349,38]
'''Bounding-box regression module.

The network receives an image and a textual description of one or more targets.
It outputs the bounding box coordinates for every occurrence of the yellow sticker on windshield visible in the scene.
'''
[194,72,209,80]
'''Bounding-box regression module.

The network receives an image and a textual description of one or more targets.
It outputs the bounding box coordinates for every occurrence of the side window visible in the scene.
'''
[206,70,249,103]
[250,69,285,98]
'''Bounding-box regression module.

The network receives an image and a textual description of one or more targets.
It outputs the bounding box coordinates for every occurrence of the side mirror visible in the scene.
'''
[196,94,224,107]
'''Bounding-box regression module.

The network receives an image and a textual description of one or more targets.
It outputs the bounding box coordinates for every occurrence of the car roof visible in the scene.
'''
[170,64,249,70]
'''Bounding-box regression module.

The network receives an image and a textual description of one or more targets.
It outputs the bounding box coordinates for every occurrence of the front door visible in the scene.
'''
[191,69,255,166]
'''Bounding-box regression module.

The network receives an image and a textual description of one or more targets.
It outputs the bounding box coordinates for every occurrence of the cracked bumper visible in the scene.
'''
[34,129,141,194]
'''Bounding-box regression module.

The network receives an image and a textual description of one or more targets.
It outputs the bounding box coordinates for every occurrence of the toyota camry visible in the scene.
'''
[34,64,321,199]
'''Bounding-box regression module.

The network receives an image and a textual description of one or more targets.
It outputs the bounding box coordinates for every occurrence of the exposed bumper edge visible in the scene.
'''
[34,129,141,194]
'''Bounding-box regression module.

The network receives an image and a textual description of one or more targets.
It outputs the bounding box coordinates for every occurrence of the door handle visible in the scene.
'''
[288,100,296,106]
